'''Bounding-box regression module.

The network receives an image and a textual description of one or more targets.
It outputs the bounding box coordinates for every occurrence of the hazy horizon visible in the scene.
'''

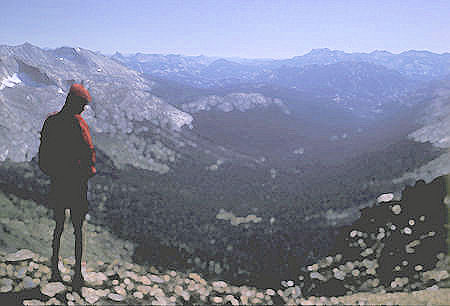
[4,41,450,61]
[1,0,449,59]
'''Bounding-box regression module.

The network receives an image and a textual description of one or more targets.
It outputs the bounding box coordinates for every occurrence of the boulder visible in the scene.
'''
[41,282,66,297]
[5,249,35,263]
[108,293,125,302]
[0,278,13,293]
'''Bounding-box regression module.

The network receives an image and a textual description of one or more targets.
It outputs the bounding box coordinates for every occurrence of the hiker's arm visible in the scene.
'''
[75,116,96,179]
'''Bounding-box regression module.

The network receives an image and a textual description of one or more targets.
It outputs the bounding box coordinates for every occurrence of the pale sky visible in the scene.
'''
[1,0,449,59]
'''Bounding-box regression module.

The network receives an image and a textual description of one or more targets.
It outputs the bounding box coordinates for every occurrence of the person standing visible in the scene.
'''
[38,83,96,292]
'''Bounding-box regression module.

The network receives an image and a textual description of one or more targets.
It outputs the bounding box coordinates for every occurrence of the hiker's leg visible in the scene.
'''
[71,208,86,280]
[51,207,65,279]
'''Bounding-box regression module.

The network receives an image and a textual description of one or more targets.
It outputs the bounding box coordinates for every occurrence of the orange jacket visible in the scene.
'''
[39,111,96,179]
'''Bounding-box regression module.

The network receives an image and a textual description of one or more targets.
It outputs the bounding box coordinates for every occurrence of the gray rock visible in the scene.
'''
[108,293,125,302]
[23,276,37,289]
[333,269,346,280]
[85,271,108,286]
[41,282,66,297]
[46,297,63,305]
[155,295,169,305]
[310,272,326,281]
[0,278,13,293]
[5,249,35,262]
[377,193,394,203]
[66,292,75,301]
[149,274,164,283]
[23,299,46,305]
[391,204,402,215]
[17,267,27,279]
[82,287,100,304]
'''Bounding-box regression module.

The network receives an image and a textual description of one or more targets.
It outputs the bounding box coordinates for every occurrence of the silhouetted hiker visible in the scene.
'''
[38,83,96,292]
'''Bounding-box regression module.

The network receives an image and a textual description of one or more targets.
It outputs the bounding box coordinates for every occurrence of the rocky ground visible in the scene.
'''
[0,248,449,305]
[0,248,279,305]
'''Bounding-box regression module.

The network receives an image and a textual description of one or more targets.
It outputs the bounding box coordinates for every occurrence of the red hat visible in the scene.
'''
[69,83,92,103]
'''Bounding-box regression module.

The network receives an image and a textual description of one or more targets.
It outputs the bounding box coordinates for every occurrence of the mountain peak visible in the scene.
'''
[310,47,331,52]
[307,48,344,56]
[21,42,34,47]
[16,42,40,51]
[400,50,435,57]
[370,50,393,55]
[111,51,126,62]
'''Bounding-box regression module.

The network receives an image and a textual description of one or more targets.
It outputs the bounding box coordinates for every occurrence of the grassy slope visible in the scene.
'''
[0,191,133,264]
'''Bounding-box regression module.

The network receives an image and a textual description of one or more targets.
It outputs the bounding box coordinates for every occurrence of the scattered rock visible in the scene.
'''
[46,297,63,305]
[96,288,110,297]
[23,300,44,305]
[137,285,151,294]
[82,287,100,304]
[391,204,402,215]
[211,296,223,303]
[149,274,164,283]
[16,266,27,279]
[108,293,125,302]
[140,275,151,285]
[22,276,37,289]
[377,193,394,203]
[0,278,13,293]
[41,282,66,297]
[5,249,35,262]
[85,271,108,286]
[114,285,126,296]
[212,280,228,289]
[133,291,144,299]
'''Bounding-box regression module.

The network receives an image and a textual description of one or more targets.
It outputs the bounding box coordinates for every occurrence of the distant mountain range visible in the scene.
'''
[113,47,450,83]
[113,48,450,119]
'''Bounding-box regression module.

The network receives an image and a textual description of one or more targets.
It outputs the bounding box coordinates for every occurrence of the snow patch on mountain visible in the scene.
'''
[216,208,262,226]
[293,147,305,155]
[162,107,193,130]
[0,73,22,90]
[409,87,450,148]
[206,159,224,171]
[181,93,290,115]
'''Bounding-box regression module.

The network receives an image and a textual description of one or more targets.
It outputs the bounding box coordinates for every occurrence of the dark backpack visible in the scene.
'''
[38,117,54,176]
[39,113,91,178]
